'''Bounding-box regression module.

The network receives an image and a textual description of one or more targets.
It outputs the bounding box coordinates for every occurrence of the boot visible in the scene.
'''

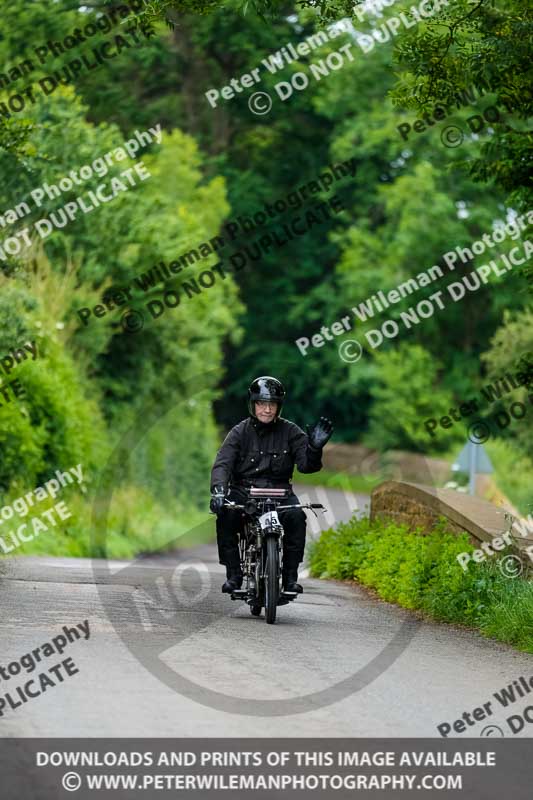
[221,555,243,593]
[282,552,303,594]
[222,574,243,593]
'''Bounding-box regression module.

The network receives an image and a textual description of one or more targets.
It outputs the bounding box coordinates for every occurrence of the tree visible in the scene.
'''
[138,0,532,207]
[389,0,533,211]
[0,64,243,513]
[365,344,461,452]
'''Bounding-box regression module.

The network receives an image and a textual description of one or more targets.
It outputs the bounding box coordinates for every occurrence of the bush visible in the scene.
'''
[308,515,533,653]
[0,338,107,494]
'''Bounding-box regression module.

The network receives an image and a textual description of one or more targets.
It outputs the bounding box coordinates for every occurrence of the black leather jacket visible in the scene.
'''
[210,416,322,491]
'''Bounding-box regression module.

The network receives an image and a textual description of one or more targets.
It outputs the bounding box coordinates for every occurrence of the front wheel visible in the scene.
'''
[264,536,280,624]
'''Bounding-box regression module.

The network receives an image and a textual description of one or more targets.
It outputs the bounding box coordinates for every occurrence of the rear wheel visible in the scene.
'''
[250,604,262,616]
[264,536,280,624]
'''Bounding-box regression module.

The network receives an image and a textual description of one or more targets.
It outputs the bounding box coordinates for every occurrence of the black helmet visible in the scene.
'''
[248,376,285,418]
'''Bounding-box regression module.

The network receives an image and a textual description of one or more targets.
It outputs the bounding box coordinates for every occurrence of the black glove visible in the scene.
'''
[307,416,333,450]
[209,485,227,514]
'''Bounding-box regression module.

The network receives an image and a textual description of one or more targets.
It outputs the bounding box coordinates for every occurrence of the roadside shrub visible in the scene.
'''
[308,515,533,653]
[0,338,106,494]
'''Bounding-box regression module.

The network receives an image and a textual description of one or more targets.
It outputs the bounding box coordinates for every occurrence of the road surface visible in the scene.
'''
[0,484,531,738]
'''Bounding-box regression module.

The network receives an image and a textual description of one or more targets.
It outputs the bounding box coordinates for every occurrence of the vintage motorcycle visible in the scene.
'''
[223,487,325,624]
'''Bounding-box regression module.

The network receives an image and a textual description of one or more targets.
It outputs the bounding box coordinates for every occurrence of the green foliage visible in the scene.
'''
[0,0,531,560]
[4,0,527,449]
[126,0,523,445]
[388,0,533,210]
[365,344,462,452]
[309,515,533,652]
[137,0,532,212]
[137,0,291,25]
[295,467,382,494]
[0,54,243,557]
[0,307,107,494]
[0,483,209,560]
[16,341,106,473]
[481,307,533,457]
[485,439,533,515]
[0,119,34,160]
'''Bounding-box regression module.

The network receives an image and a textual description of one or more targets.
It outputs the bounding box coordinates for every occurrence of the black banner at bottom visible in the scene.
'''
[0,738,530,799]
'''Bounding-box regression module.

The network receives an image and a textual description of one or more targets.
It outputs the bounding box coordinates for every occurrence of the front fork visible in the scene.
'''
[238,528,261,596]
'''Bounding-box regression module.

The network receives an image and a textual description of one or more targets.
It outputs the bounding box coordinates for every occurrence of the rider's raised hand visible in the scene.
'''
[210,485,227,514]
[306,416,333,449]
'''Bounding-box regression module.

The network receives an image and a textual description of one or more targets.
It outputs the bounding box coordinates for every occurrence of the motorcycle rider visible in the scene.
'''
[210,376,333,594]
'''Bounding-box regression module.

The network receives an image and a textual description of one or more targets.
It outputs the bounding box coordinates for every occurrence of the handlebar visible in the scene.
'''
[223,501,325,511]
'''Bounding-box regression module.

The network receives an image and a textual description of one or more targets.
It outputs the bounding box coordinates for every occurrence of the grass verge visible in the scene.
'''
[294,468,383,494]
[308,515,533,653]
[0,484,209,561]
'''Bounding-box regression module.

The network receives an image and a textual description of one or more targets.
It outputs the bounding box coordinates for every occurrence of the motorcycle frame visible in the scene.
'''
[238,498,284,607]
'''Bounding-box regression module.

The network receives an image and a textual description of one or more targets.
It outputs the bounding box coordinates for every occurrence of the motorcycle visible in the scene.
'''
[223,487,325,624]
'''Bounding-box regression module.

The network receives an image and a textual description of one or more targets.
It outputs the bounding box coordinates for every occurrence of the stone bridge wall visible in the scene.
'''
[370,481,533,554]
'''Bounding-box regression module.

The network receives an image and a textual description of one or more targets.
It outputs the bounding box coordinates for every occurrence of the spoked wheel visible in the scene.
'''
[250,604,262,616]
[264,536,280,624]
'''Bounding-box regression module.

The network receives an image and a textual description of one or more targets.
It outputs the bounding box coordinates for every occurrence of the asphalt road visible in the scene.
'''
[1,484,531,739]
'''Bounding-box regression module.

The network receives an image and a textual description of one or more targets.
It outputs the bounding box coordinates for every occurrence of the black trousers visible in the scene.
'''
[216,487,306,575]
